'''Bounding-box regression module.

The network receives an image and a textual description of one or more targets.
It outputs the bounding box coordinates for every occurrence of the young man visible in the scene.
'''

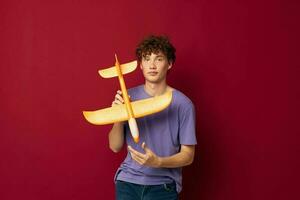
[109,35,197,200]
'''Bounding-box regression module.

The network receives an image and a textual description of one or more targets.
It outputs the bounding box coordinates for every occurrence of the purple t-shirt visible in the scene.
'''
[115,85,197,193]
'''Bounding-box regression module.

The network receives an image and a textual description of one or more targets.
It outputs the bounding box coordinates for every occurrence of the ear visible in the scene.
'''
[168,62,173,70]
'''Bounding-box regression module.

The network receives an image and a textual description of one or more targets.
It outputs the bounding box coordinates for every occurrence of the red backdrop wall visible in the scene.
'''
[0,0,298,199]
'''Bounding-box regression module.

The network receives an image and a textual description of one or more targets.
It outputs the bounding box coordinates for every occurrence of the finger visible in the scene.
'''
[128,146,142,158]
[115,99,123,105]
[128,146,146,160]
[128,147,144,164]
[142,142,146,149]
[130,152,144,165]
[117,90,130,98]
[115,94,124,103]
[111,100,123,106]
[128,146,145,158]
[142,142,152,154]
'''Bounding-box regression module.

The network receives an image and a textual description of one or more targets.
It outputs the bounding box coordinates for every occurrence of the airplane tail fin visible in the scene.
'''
[98,60,137,78]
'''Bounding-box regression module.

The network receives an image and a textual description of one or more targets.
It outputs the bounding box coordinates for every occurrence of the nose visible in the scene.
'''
[150,60,157,69]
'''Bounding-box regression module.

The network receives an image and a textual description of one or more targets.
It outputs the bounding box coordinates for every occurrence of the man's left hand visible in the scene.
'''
[128,142,161,168]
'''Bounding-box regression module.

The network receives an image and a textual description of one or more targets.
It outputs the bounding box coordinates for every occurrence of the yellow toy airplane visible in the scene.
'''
[82,55,172,143]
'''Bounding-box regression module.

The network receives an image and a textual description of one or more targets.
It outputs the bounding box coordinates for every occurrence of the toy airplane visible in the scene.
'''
[82,54,172,143]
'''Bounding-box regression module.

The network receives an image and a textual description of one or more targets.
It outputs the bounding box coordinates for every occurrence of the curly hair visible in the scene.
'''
[135,35,176,63]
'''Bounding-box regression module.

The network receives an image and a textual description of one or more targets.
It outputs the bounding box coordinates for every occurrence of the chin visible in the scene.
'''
[147,79,162,84]
[144,76,157,82]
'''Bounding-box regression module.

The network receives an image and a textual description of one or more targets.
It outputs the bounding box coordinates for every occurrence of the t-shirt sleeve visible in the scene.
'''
[179,102,197,145]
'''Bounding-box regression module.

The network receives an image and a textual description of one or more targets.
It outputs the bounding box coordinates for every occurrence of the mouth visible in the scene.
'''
[148,72,158,76]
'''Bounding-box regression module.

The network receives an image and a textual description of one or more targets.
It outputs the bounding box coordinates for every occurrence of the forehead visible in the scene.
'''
[143,51,166,58]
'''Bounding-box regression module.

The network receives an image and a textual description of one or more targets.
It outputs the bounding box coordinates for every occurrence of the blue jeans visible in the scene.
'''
[115,180,178,200]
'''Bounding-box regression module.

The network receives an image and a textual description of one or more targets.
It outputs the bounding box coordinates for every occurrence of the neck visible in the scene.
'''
[144,80,170,96]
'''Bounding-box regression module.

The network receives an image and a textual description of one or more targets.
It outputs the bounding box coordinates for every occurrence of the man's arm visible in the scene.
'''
[108,122,125,153]
[128,143,195,168]
[158,145,195,168]
[108,90,126,153]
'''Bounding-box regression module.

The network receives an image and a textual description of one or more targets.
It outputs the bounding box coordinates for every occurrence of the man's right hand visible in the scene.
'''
[112,90,130,106]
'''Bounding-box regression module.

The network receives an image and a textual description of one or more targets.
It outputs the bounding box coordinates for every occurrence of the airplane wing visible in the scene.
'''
[82,92,173,125]
[131,91,172,118]
[83,104,129,125]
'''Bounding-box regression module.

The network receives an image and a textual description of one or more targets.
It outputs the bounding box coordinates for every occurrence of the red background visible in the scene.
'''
[0,0,299,199]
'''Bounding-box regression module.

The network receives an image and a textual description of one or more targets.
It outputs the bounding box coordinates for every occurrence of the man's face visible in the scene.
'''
[140,52,172,84]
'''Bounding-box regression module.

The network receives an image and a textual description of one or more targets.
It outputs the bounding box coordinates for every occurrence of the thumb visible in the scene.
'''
[142,142,150,152]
